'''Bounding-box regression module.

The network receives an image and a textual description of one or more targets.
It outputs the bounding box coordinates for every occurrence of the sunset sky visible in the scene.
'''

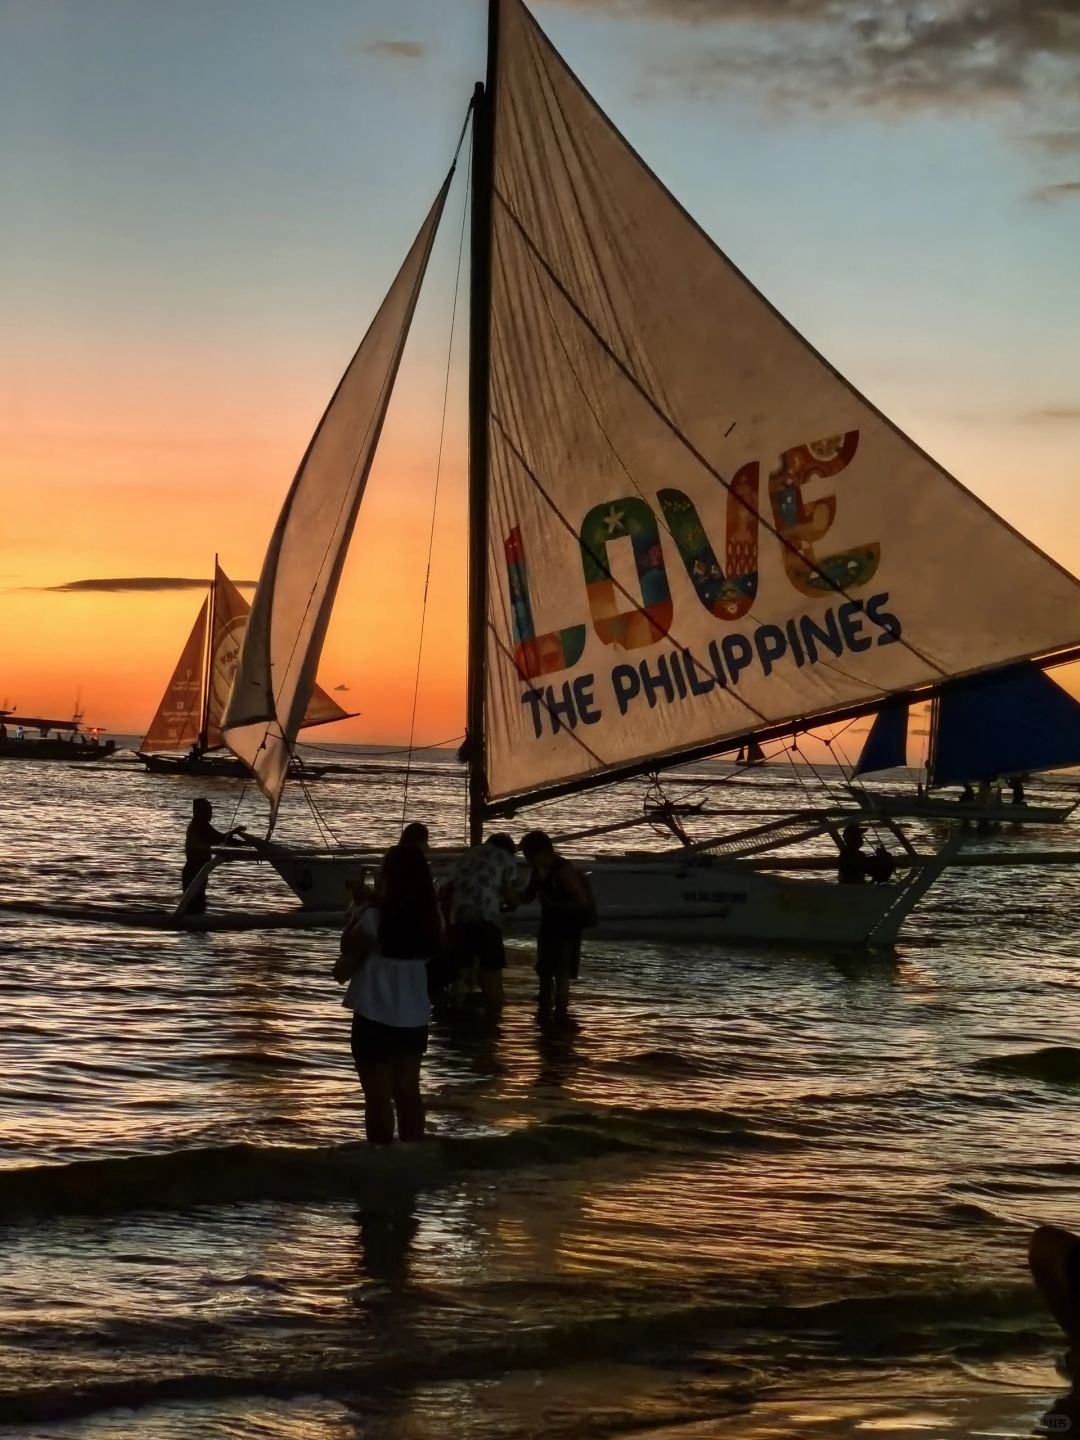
[2,0,1078,745]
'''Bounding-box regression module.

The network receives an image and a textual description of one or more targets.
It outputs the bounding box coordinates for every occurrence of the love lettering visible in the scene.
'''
[507,430,881,681]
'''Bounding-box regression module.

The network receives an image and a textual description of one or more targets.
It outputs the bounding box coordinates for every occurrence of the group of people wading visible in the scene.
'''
[332,822,596,1147]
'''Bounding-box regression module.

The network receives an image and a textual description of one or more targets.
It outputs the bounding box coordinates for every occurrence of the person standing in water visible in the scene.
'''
[341,843,438,1144]
[520,831,595,1026]
[443,833,519,1015]
[181,798,248,914]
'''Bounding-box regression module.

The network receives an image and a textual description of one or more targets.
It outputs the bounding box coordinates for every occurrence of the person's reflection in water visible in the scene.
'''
[430,1005,507,1093]
[533,1020,578,1101]
[356,1205,420,1289]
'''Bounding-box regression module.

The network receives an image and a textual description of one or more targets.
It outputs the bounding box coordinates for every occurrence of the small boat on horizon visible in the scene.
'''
[0,709,115,762]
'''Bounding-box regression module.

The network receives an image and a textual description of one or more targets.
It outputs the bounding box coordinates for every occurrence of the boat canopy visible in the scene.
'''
[0,714,85,733]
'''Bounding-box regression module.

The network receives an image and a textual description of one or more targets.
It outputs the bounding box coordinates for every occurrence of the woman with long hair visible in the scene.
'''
[340,842,439,1143]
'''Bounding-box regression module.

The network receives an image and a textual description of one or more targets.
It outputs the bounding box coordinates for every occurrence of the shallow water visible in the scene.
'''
[3,748,1080,1436]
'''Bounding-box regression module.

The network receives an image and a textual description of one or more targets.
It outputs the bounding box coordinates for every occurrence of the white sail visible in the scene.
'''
[204,564,348,750]
[223,177,452,817]
[480,0,1080,808]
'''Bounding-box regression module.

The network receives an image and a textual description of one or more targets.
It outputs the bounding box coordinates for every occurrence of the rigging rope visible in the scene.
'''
[401,142,472,829]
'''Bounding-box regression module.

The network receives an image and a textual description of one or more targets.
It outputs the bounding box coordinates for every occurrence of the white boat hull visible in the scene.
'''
[259,845,939,949]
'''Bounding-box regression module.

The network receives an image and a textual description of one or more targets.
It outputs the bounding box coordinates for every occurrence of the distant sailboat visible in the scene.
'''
[206,0,1080,944]
[736,740,767,768]
[139,560,350,777]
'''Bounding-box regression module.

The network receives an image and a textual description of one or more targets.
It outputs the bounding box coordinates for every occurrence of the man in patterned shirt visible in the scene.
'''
[444,833,520,1015]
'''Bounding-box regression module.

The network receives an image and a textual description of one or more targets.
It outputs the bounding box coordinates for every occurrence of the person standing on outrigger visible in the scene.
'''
[520,831,595,1028]
[181,799,250,914]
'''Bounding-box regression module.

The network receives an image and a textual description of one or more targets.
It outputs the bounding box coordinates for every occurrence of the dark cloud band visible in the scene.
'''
[42,578,257,594]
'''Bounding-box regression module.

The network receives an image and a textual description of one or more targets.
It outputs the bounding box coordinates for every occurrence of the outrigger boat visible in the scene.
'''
[138,559,350,778]
[852,664,1080,824]
[0,710,114,762]
[192,0,1080,946]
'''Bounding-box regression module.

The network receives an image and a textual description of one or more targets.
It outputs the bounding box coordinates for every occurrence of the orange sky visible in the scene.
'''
[0,341,472,741]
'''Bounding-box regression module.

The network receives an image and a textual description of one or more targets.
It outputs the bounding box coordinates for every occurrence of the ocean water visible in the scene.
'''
[3,747,1080,1438]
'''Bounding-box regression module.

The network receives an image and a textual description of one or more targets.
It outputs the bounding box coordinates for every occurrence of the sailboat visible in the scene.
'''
[139,560,350,777]
[200,0,1080,945]
[735,740,767,768]
[851,665,1080,823]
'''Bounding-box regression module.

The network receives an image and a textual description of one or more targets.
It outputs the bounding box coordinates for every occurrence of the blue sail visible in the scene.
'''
[855,699,910,775]
[931,663,1080,787]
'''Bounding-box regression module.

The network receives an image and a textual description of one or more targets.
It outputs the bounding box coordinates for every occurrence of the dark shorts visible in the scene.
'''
[536,930,582,980]
[350,1014,429,1067]
[446,920,506,973]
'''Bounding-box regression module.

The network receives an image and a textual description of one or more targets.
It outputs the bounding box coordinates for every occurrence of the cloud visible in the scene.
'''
[1031,130,1080,155]
[364,39,427,61]
[333,684,351,692]
[545,0,1080,119]
[1031,179,1080,202]
[1023,405,1080,422]
[41,577,257,594]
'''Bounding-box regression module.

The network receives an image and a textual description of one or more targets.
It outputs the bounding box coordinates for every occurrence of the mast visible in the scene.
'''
[198,555,217,753]
[466,0,499,846]
[926,694,940,790]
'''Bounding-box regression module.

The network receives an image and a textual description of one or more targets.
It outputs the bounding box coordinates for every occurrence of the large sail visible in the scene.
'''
[138,601,207,754]
[481,0,1080,810]
[223,177,452,816]
[203,565,349,749]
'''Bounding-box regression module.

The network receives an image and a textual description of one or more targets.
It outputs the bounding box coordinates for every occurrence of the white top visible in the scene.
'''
[342,908,431,1029]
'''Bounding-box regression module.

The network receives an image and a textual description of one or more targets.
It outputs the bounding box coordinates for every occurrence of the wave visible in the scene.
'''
[0,1278,1045,1426]
[597,1048,714,1077]
[0,1110,783,1222]
[976,1046,1080,1085]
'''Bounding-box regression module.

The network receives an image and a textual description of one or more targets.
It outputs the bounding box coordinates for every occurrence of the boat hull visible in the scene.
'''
[139,752,329,780]
[0,739,115,762]
[852,788,1074,824]
[140,752,249,778]
[259,847,928,948]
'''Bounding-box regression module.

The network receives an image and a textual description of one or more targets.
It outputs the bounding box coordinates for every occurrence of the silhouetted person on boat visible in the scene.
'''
[866,844,896,884]
[442,833,519,1015]
[181,798,249,915]
[837,822,869,884]
[520,831,596,1027]
[1010,776,1026,806]
[338,842,437,1145]
[958,784,975,803]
